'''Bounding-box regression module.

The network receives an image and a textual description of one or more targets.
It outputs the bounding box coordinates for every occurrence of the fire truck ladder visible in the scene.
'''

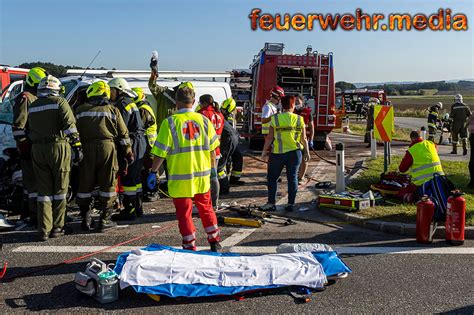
[316,53,332,127]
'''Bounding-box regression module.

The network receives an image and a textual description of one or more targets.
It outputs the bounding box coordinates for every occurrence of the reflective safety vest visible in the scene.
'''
[138,102,158,147]
[262,100,277,135]
[270,112,304,154]
[151,110,219,198]
[408,140,444,186]
[427,110,438,128]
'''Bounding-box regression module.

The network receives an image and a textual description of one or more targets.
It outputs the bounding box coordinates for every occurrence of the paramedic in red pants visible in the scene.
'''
[147,82,222,252]
[399,130,444,187]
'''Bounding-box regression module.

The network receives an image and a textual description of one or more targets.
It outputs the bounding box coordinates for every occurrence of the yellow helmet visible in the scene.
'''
[26,67,47,88]
[178,81,194,90]
[132,87,145,103]
[86,81,111,99]
[222,98,237,113]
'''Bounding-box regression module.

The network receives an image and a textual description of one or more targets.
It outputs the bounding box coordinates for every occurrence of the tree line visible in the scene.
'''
[17,62,112,78]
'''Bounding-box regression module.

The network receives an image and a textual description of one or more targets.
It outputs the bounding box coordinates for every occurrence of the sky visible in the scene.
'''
[0,0,473,83]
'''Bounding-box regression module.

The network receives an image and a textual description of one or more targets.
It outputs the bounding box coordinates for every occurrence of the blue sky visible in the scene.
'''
[1,0,472,83]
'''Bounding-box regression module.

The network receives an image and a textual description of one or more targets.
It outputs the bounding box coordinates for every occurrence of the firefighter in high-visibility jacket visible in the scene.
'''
[221,98,245,186]
[399,130,444,186]
[75,81,132,232]
[147,82,221,252]
[108,78,146,220]
[427,102,442,142]
[449,94,471,155]
[261,86,284,136]
[132,87,159,202]
[28,75,83,241]
[197,94,224,208]
[294,94,314,184]
[12,67,47,225]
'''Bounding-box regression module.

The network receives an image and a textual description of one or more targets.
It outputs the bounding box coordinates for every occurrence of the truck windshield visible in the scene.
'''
[62,79,78,98]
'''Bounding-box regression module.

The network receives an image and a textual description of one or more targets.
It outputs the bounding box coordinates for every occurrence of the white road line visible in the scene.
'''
[11,245,474,255]
[220,228,257,248]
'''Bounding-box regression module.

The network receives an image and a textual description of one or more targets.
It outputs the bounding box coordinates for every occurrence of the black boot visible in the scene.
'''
[462,140,468,156]
[450,144,457,154]
[229,176,245,186]
[80,205,95,231]
[136,192,144,218]
[210,242,222,252]
[50,228,65,238]
[112,197,136,221]
[98,208,117,232]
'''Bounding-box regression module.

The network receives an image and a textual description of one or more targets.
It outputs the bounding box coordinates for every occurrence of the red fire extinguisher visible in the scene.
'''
[416,196,435,243]
[445,190,466,246]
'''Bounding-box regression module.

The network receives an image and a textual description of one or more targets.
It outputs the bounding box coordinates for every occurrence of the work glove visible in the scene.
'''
[210,168,217,180]
[72,145,84,165]
[17,140,32,160]
[147,171,157,190]
[125,151,135,164]
[150,51,158,73]
[308,140,314,150]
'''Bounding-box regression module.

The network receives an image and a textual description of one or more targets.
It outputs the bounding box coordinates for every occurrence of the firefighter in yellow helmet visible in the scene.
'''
[221,98,245,186]
[28,75,82,241]
[12,67,47,226]
[132,87,159,202]
[75,81,132,232]
[147,82,222,252]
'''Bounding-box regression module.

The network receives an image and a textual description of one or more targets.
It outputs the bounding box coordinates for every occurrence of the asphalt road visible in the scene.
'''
[394,117,425,131]
[1,136,473,314]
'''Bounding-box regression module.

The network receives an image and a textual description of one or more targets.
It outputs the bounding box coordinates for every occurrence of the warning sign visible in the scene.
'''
[374,105,394,142]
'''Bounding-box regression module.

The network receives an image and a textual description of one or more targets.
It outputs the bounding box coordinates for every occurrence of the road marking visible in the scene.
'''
[220,228,257,248]
[11,245,474,255]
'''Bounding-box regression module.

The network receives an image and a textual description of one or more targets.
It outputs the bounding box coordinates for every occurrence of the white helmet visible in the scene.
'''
[108,78,134,97]
[444,113,450,120]
[455,94,463,103]
[37,75,62,97]
[435,102,443,109]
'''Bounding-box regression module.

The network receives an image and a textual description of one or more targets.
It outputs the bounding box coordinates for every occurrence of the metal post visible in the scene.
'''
[336,143,345,193]
[370,129,377,159]
[383,142,388,173]
[387,142,391,165]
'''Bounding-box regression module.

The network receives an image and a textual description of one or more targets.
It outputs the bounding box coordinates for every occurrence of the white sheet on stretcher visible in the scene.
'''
[119,249,327,289]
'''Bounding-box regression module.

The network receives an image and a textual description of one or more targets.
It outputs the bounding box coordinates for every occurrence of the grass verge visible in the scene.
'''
[347,156,474,226]
[342,122,412,142]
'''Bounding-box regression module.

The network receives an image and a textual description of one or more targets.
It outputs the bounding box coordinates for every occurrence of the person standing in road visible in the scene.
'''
[108,78,146,220]
[261,95,310,212]
[221,98,245,186]
[147,82,221,252]
[294,94,314,185]
[75,81,132,232]
[261,86,284,136]
[364,97,379,145]
[449,94,471,155]
[197,94,225,209]
[12,67,47,226]
[468,114,474,188]
[427,102,443,142]
[132,87,159,202]
[28,75,82,241]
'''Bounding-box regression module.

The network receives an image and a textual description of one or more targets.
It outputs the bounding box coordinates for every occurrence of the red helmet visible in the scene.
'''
[270,86,285,98]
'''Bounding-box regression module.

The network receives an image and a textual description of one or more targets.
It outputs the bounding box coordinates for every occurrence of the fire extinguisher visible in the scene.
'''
[445,190,466,246]
[416,196,435,243]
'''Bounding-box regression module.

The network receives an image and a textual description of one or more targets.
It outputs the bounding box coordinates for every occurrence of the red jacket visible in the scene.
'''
[198,105,224,157]
[399,137,438,173]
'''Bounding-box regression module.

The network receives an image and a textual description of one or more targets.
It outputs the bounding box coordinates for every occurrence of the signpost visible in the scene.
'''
[373,105,394,172]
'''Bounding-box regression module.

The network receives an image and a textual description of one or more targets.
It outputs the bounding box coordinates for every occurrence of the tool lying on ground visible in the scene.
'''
[218,216,263,228]
[226,204,297,226]
[74,258,119,304]
[370,172,414,197]
[317,190,383,212]
[113,244,351,302]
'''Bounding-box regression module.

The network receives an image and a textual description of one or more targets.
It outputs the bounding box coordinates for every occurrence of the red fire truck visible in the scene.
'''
[0,66,29,94]
[241,43,338,150]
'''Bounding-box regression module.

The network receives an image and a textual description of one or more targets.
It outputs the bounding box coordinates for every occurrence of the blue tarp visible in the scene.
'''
[114,244,351,298]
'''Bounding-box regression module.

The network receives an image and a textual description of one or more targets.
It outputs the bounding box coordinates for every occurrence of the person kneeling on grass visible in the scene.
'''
[260,95,310,212]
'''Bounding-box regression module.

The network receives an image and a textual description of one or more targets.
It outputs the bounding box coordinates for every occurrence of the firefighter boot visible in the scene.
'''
[80,205,95,231]
[450,143,457,154]
[112,196,136,221]
[210,241,222,252]
[229,176,246,186]
[462,139,468,156]
[98,208,117,232]
[136,191,144,218]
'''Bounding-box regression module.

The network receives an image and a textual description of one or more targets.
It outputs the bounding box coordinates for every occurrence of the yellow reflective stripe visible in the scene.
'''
[125,103,138,113]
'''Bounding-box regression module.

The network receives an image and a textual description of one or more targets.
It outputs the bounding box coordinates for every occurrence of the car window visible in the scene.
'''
[8,83,23,102]
[62,80,78,98]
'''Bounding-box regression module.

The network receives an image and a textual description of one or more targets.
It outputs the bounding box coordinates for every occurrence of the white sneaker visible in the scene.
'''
[0,214,15,229]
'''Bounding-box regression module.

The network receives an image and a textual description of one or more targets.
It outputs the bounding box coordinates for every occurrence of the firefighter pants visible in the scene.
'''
[76,141,118,210]
[469,134,474,184]
[428,126,437,141]
[229,146,244,180]
[218,134,238,192]
[141,145,154,194]
[21,158,37,221]
[31,142,70,236]
[172,191,220,250]
[121,135,146,214]
[451,125,468,143]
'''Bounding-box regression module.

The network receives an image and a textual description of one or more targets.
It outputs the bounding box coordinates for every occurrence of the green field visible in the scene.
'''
[348,156,474,226]
[389,95,474,118]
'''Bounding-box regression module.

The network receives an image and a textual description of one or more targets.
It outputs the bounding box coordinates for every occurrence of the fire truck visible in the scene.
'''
[241,43,338,150]
[339,88,389,113]
[0,66,29,98]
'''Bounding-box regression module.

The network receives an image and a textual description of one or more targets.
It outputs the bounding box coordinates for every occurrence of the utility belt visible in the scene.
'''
[83,138,115,144]
[32,137,67,145]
